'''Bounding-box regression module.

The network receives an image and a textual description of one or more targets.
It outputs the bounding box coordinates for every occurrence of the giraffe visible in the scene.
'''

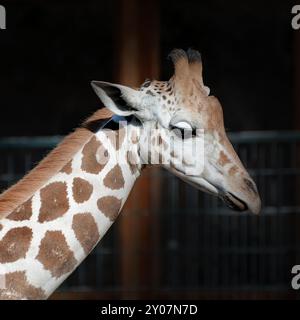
[0,49,261,299]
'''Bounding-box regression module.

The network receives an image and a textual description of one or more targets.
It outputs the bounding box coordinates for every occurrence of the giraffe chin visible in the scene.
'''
[169,169,252,213]
[221,192,248,212]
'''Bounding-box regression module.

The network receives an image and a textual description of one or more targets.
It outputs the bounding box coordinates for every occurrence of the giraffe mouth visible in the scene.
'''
[166,168,250,212]
[221,192,248,212]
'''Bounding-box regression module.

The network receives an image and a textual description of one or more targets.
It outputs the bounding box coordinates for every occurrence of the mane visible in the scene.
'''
[0,107,113,219]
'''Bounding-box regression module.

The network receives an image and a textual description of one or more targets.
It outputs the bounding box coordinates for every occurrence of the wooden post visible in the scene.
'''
[114,0,160,298]
[114,0,160,86]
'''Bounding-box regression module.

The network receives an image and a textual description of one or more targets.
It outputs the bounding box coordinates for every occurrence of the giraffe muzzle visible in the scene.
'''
[221,192,248,212]
[219,176,261,214]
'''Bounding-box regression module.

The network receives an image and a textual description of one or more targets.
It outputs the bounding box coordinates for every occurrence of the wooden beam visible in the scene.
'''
[114,0,160,298]
[114,0,160,86]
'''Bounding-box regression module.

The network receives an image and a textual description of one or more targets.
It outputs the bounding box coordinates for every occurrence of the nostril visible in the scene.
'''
[244,178,258,194]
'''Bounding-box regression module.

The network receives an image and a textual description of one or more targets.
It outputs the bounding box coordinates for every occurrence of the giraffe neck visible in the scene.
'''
[0,117,142,299]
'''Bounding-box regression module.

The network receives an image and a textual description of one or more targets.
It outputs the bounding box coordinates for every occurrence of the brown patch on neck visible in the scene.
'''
[72,213,100,254]
[0,227,32,263]
[38,182,69,223]
[60,160,72,174]
[36,230,77,278]
[0,271,46,300]
[7,198,32,221]
[103,165,125,190]
[126,151,139,174]
[72,178,93,204]
[81,136,109,174]
[97,196,122,221]
[0,108,113,219]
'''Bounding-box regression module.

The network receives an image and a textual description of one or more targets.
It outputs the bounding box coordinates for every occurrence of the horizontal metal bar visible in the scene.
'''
[229,131,300,143]
[0,136,63,149]
[151,206,300,215]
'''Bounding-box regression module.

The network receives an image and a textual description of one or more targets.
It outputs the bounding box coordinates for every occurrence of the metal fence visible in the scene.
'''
[0,132,300,299]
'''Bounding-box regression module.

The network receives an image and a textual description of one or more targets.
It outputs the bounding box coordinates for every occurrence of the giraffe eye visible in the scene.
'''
[170,122,196,139]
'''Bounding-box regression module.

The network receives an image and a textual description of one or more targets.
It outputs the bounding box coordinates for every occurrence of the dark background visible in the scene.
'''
[0,0,300,300]
[0,0,296,136]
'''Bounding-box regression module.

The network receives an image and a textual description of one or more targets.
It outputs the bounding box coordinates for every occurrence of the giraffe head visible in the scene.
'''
[91,49,261,214]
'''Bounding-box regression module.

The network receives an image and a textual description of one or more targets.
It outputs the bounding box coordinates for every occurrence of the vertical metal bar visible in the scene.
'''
[169,173,180,290]
[271,141,279,287]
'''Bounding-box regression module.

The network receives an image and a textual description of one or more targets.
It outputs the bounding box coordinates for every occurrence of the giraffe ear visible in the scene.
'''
[91,81,142,116]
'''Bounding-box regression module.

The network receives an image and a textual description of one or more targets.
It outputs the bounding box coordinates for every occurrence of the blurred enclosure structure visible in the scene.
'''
[0,0,300,299]
[0,133,300,299]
